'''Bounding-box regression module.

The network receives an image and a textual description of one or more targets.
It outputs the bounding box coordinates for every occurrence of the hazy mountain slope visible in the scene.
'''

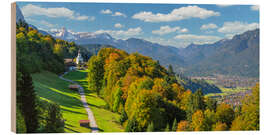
[178,39,229,65]
[184,29,259,77]
[121,38,185,68]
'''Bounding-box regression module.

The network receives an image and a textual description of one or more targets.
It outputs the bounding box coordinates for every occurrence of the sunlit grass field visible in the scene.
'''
[32,71,91,133]
[63,70,124,132]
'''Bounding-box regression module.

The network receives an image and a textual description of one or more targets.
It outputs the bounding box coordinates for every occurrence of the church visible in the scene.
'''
[76,50,84,65]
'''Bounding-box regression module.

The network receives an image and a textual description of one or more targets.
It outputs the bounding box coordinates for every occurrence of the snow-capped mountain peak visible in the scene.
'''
[48,28,114,43]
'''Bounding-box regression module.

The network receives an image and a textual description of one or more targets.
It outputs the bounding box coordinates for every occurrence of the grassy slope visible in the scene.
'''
[32,71,91,133]
[63,70,124,132]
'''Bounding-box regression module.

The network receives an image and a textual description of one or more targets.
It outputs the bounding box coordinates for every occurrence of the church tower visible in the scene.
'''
[76,49,84,65]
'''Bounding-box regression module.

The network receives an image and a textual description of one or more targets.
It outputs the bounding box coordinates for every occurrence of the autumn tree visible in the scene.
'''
[215,103,235,127]
[186,89,205,121]
[203,109,216,131]
[190,110,206,131]
[179,90,192,111]
[87,55,104,95]
[113,87,123,112]
[152,78,174,100]
[205,97,217,111]
[230,84,259,130]
[212,122,227,131]
[133,90,164,131]
[177,120,190,131]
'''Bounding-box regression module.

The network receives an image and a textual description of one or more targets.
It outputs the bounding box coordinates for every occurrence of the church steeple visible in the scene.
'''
[76,49,84,65]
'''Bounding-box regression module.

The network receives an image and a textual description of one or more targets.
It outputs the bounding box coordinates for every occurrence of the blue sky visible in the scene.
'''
[17,2,259,48]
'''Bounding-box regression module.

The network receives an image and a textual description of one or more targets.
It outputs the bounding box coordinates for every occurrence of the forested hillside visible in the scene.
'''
[87,48,259,131]
[16,21,84,74]
[16,21,85,133]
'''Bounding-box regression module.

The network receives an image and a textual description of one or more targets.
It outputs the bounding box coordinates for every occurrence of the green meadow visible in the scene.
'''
[63,70,124,132]
[32,71,91,133]
[32,70,123,133]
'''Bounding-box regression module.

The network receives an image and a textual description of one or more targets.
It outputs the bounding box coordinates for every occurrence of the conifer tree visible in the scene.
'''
[119,109,128,125]
[164,123,170,131]
[168,64,175,76]
[45,103,64,133]
[125,117,138,132]
[172,118,178,131]
[17,70,39,133]
[146,122,154,132]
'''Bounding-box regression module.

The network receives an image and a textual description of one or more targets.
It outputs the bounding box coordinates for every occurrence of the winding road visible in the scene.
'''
[60,71,99,133]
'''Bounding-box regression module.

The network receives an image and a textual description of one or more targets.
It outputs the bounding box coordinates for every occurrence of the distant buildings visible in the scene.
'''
[214,90,252,108]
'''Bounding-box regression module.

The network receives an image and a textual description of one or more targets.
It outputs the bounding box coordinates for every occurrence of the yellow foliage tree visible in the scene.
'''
[191,110,206,131]
[230,83,259,130]
[177,120,190,131]
[212,122,227,131]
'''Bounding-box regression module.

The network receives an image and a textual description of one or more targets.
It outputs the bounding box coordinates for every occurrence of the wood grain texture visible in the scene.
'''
[11,2,16,133]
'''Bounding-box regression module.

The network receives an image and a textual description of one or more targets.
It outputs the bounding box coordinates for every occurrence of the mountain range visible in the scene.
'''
[182,29,259,77]
[48,27,186,69]
[47,27,259,77]
[16,5,259,78]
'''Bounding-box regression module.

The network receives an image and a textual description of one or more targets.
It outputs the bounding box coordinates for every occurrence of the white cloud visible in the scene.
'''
[218,21,259,35]
[152,25,188,35]
[112,12,127,17]
[88,16,96,21]
[132,5,220,22]
[225,34,235,39]
[114,23,124,28]
[100,9,112,14]
[216,4,233,7]
[200,23,218,30]
[147,34,221,48]
[26,18,58,29]
[100,9,126,17]
[180,28,189,33]
[94,27,142,39]
[21,4,93,21]
[40,20,55,28]
[251,5,259,11]
[174,34,221,45]
[146,37,181,46]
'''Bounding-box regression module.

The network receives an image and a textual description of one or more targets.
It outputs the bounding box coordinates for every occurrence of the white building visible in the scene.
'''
[76,50,84,65]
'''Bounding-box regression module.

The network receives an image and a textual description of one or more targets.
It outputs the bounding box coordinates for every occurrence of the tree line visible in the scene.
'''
[87,48,259,132]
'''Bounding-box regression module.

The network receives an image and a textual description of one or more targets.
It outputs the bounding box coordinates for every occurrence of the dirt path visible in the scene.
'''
[60,72,99,133]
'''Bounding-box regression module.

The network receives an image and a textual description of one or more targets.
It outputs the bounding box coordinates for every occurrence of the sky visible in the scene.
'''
[17,2,259,48]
